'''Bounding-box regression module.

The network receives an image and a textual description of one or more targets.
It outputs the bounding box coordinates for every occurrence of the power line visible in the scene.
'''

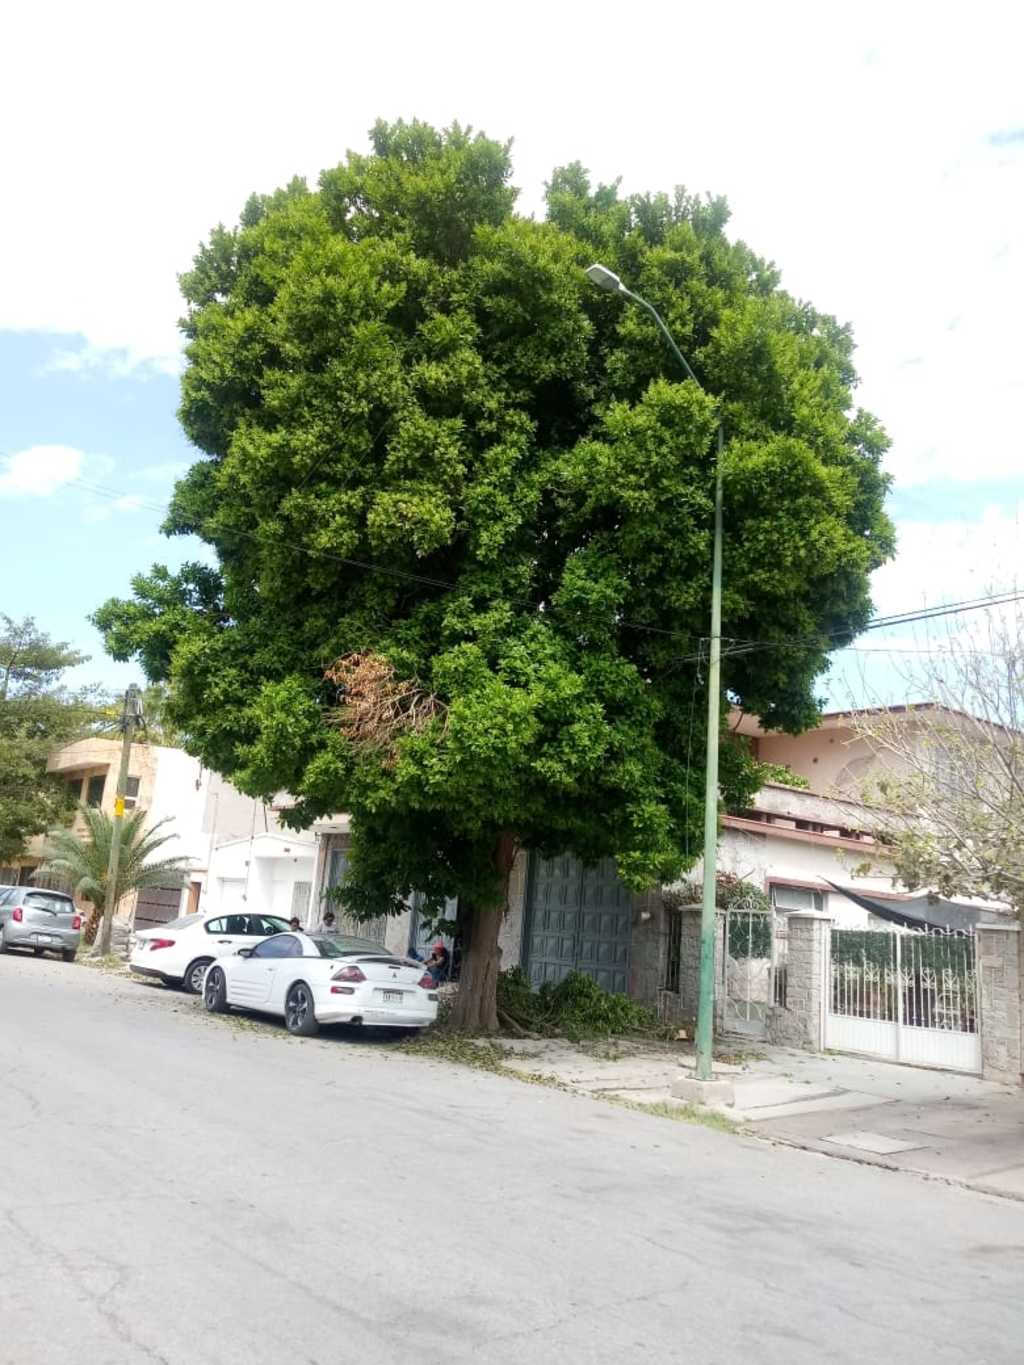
[672,590,1024,665]
[67,475,1023,661]
[69,476,700,642]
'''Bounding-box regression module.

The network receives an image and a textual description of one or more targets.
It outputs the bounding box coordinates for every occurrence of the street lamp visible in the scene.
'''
[586,263,724,1087]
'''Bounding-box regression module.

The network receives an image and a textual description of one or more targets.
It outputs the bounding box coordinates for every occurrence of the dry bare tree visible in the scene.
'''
[849,604,1024,914]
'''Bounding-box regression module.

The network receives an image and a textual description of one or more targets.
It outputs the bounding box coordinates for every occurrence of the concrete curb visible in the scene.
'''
[753,1129,1024,1205]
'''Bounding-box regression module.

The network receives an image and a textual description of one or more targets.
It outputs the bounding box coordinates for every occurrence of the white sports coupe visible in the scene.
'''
[202,932,440,1036]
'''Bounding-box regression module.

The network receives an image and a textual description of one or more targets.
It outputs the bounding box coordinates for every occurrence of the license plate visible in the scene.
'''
[36,935,55,944]
[381,990,403,1004]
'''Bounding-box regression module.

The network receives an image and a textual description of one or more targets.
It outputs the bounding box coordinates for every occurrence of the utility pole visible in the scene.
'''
[585,263,726,1089]
[693,423,724,1081]
[95,684,143,957]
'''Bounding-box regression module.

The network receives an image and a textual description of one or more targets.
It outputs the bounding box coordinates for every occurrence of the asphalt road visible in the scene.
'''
[2,953,1022,1365]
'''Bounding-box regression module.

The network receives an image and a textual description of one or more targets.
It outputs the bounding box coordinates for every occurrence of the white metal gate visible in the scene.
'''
[825,925,981,1073]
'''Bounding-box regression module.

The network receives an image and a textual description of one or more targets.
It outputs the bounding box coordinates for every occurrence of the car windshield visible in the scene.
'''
[26,893,73,913]
[308,934,395,959]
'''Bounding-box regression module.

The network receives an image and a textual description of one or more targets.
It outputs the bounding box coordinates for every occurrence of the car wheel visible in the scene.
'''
[183,957,213,995]
[284,982,318,1037]
[62,949,77,963]
[204,966,229,1014]
[34,947,47,957]
[0,926,8,953]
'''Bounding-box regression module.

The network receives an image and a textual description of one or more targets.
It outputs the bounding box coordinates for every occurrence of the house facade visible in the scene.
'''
[5,738,302,928]
[305,705,1010,1001]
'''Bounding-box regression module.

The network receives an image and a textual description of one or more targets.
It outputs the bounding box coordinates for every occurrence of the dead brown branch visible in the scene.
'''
[324,652,448,765]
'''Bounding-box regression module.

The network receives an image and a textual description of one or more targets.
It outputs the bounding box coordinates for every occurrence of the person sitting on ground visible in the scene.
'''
[319,908,338,935]
[288,917,302,932]
[424,942,450,985]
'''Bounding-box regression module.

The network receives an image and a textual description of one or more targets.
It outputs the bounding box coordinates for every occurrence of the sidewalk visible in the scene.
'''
[495,1037,1024,1200]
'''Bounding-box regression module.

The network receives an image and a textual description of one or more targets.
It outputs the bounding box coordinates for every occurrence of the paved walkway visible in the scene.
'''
[498,1036,1024,1198]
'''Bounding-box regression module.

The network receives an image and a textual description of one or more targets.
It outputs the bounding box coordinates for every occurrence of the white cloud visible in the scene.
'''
[135,460,190,484]
[871,505,1024,618]
[0,445,83,496]
[81,493,148,525]
[44,343,180,379]
[825,503,1024,706]
[0,1,1021,492]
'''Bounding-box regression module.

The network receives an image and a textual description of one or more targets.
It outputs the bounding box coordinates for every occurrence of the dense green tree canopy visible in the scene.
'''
[0,615,96,862]
[95,120,893,1027]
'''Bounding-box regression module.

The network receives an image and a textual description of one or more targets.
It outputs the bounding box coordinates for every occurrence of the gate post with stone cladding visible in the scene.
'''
[767,911,830,1050]
[666,906,726,1033]
[976,923,1022,1085]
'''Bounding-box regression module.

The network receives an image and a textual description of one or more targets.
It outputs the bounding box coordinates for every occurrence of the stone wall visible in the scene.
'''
[628,887,666,1005]
[976,924,1022,1085]
[766,912,828,1050]
[658,906,725,1031]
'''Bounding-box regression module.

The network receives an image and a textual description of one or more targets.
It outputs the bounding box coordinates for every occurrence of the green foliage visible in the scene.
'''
[0,615,100,860]
[753,761,809,790]
[831,928,973,978]
[498,967,664,1040]
[665,872,770,913]
[93,120,893,963]
[37,807,191,935]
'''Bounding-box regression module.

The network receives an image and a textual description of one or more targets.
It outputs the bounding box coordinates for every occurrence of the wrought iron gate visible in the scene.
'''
[721,904,774,1037]
[825,925,981,1073]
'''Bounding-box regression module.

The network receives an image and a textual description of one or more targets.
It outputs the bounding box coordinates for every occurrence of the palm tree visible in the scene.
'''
[37,807,192,945]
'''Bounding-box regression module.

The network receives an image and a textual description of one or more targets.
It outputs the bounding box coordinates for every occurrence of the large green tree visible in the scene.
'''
[94,120,893,1029]
[0,615,98,863]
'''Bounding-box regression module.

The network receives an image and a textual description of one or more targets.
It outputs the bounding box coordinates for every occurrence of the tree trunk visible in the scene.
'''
[449,832,517,1034]
[83,905,101,946]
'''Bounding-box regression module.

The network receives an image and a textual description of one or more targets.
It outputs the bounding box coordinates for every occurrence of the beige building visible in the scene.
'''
[6,738,294,928]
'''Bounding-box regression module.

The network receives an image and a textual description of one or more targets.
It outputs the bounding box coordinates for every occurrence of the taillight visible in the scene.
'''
[331,985,356,995]
[331,964,366,983]
[149,938,175,951]
[418,973,434,989]
[72,916,82,930]
[11,907,23,922]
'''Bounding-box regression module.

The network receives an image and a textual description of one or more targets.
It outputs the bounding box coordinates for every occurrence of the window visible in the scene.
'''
[308,934,394,959]
[290,881,311,921]
[25,892,74,914]
[204,918,230,934]
[252,934,302,959]
[124,776,141,810]
[86,775,106,808]
[250,915,291,936]
[224,915,250,935]
[66,778,84,802]
[770,885,824,914]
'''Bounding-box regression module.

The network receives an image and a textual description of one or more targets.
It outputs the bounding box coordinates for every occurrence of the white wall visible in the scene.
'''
[145,747,210,867]
[685,825,895,929]
[204,834,315,919]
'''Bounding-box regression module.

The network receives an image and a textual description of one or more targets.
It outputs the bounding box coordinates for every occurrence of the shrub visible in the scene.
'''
[497,967,663,1040]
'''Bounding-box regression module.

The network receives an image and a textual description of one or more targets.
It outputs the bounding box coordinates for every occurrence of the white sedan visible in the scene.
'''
[202,932,440,1036]
[130,911,293,994]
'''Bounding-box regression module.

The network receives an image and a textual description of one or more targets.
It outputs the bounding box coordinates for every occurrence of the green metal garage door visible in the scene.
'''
[523,853,632,994]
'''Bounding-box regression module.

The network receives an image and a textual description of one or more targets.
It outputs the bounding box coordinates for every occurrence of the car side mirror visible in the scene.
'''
[237,947,254,958]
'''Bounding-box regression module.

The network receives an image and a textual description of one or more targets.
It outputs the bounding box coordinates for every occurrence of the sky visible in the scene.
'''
[2,0,1022,708]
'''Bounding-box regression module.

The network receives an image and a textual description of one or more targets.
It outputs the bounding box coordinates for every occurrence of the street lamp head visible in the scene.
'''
[585,263,625,294]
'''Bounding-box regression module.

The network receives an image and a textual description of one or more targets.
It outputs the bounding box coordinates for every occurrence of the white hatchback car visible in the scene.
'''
[203,932,440,1036]
[130,911,292,994]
